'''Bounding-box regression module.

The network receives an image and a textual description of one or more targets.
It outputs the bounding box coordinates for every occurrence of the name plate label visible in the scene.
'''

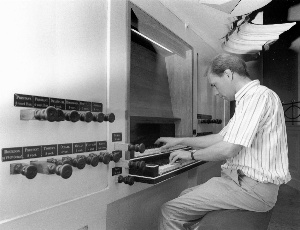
[50,98,66,110]
[23,146,42,159]
[97,141,107,150]
[66,99,79,111]
[2,147,23,161]
[86,142,97,152]
[34,96,49,108]
[14,94,33,107]
[79,101,92,111]
[41,145,57,157]
[91,102,103,112]
[58,143,72,155]
[73,142,86,153]
[112,133,122,142]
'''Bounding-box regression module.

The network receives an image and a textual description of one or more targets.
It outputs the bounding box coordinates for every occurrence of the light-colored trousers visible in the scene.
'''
[159,169,279,230]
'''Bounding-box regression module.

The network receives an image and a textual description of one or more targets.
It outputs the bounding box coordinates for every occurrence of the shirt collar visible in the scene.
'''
[235,80,260,102]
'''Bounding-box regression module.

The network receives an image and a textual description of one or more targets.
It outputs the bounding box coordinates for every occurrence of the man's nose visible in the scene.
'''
[213,87,219,96]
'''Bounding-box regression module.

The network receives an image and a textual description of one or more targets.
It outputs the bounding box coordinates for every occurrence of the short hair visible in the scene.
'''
[206,53,250,77]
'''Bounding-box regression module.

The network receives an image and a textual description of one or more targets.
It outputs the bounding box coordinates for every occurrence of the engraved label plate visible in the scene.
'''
[79,101,92,111]
[33,96,49,108]
[14,93,34,107]
[97,141,107,150]
[2,147,23,162]
[112,133,122,142]
[73,142,86,153]
[86,142,97,152]
[50,98,66,110]
[91,102,103,112]
[112,167,122,176]
[66,99,79,111]
[23,146,42,159]
[41,145,57,157]
[58,143,72,155]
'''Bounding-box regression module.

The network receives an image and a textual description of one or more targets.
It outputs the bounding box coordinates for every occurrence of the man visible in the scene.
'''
[156,53,291,230]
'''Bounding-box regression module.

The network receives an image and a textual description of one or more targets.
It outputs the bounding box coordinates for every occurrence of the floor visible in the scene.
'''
[267,184,300,230]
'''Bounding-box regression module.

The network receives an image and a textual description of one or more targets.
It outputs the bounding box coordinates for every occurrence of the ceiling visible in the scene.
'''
[158,0,300,54]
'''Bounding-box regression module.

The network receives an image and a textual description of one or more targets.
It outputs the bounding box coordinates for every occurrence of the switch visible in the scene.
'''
[79,111,93,123]
[93,112,105,123]
[10,163,38,179]
[99,152,111,164]
[30,161,72,179]
[118,175,134,186]
[104,113,115,123]
[65,110,80,122]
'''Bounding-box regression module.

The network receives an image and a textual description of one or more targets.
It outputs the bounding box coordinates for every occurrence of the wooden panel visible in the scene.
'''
[130,42,174,118]
[166,50,193,137]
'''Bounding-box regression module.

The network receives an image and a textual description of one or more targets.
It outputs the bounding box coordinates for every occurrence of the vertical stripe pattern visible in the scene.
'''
[219,80,291,185]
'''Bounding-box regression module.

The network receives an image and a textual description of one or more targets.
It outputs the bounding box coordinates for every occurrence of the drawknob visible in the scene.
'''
[110,152,121,163]
[93,112,105,123]
[65,110,80,122]
[86,153,99,167]
[118,175,134,186]
[80,111,93,123]
[34,106,58,122]
[104,113,115,123]
[55,164,73,179]
[99,152,111,165]
[12,164,38,179]
[72,156,86,169]
[56,108,65,121]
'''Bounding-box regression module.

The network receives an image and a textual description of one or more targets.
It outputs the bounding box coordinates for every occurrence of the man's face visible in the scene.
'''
[208,72,235,101]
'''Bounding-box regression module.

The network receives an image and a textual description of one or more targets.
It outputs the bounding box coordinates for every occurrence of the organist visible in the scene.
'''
[156,53,291,230]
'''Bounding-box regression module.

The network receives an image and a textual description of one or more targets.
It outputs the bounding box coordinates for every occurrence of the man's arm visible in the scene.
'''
[169,141,242,164]
[155,134,224,150]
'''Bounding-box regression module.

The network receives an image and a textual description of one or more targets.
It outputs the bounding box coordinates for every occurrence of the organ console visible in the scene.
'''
[116,144,206,184]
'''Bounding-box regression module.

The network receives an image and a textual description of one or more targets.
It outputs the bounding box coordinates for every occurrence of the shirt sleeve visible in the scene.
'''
[223,92,269,147]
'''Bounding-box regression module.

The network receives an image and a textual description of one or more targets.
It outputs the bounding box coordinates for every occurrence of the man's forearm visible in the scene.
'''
[178,134,223,149]
[192,141,242,161]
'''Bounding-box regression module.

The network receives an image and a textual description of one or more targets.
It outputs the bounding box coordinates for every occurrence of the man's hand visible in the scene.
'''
[169,150,191,164]
[154,137,182,150]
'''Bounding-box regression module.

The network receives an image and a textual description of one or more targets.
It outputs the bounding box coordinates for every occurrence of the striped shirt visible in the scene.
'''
[219,80,291,185]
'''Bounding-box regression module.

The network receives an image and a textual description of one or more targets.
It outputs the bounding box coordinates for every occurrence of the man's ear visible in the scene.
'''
[224,69,233,81]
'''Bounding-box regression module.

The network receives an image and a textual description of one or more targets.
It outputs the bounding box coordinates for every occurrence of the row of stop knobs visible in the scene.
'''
[10,152,121,179]
[199,119,222,124]
[32,106,115,123]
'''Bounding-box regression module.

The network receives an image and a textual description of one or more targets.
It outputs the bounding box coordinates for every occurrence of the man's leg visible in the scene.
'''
[159,170,279,230]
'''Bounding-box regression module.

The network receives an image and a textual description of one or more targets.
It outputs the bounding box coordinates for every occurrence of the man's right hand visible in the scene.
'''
[154,137,182,150]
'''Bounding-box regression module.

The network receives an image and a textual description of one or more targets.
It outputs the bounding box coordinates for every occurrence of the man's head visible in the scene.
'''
[206,53,250,101]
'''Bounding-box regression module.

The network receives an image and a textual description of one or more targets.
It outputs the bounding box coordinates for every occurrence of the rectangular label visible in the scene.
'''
[86,142,97,152]
[14,93,34,107]
[2,147,23,162]
[33,96,49,108]
[97,141,107,150]
[23,146,42,159]
[73,142,86,153]
[79,101,92,111]
[112,167,122,176]
[58,143,72,155]
[50,98,66,110]
[91,102,103,112]
[41,145,57,157]
[112,133,122,142]
[66,99,79,110]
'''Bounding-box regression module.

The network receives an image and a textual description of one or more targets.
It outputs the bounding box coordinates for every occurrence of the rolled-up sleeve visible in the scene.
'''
[222,92,268,147]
